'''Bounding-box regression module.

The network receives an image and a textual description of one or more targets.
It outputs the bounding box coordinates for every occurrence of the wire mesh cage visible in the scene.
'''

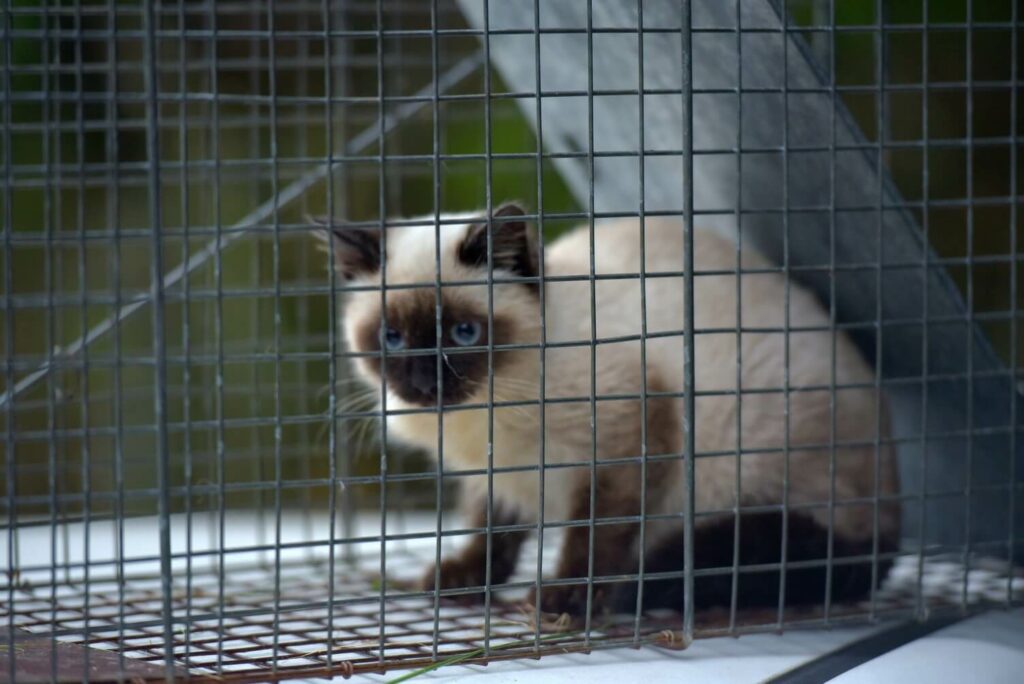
[1,0,1023,681]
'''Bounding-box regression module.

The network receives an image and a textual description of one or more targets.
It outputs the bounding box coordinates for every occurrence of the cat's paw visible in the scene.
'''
[419,557,487,604]
[526,582,606,618]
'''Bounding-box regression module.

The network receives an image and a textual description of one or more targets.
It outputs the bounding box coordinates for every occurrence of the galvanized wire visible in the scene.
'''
[1,2,1022,682]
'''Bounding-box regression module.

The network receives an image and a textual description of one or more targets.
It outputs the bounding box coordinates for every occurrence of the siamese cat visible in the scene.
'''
[320,203,900,617]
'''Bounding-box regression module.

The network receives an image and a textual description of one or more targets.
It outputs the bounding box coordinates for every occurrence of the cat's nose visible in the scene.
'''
[409,359,438,399]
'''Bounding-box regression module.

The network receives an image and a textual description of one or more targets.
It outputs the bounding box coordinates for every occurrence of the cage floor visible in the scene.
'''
[3,513,1022,682]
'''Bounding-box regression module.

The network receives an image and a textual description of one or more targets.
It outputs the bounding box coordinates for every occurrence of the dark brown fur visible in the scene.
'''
[526,386,895,620]
[531,507,895,621]
[527,388,681,616]
[458,202,538,292]
[355,291,517,406]
[420,499,528,602]
[631,510,897,618]
[319,222,381,280]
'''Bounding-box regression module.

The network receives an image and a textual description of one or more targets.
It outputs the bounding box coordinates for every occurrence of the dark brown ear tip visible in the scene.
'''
[493,201,527,219]
[310,216,382,278]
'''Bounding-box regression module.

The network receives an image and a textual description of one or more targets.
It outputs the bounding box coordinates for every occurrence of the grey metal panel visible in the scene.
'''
[458,0,1023,558]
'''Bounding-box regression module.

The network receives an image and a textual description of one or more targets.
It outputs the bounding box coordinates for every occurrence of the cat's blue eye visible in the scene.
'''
[383,327,405,351]
[450,321,482,347]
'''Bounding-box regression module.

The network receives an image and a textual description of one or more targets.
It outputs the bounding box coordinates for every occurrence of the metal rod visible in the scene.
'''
[532,0,550,650]
[584,0,599,645]
[776,0,794,629]
[960,0,976,611]
[141,1,176,679]
[824,0,840,624]
[869,0,886,620]
[41,4,59,678]
[3,2,18,680]
[268,1,285,673]
[429,0,446,662]
[208,2,228,674]
[727,0,745,635]
[1008,0,1020,602]
[375,0,390,664]
[915,0,932,617]
[482,0,497,655]
[322,0,340,669]
[633,0,651,643]
[73,4,93,678]
[680,0,696,643]
[177,0,195,670]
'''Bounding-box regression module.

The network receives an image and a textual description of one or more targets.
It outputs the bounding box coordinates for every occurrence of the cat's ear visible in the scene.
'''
[312,218,382,280]
[457,202,538,281]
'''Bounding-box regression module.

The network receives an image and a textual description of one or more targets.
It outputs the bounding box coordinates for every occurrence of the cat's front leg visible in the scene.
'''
[526,463,648,618]
[420,497,527,603]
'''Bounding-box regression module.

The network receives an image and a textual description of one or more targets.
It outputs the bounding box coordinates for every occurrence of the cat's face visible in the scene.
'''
[321,203,540,408]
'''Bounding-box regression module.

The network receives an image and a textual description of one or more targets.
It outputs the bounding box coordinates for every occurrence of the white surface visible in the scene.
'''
[832,608,1024,684]
[354,625,884,683]
[10,513,1021,684]
[353,610,1024,684]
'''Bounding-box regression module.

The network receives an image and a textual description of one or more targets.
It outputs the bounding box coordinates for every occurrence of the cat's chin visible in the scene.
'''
[381,392,475,411]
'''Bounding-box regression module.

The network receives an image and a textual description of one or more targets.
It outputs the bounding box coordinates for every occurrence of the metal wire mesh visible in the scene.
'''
[1,0,1022,681]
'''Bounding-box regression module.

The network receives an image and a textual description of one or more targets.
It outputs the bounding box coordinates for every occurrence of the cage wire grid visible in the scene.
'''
[1,0,1023,682]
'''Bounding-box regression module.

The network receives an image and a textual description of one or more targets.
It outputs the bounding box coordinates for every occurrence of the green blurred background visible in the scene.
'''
[1,0,1020,520]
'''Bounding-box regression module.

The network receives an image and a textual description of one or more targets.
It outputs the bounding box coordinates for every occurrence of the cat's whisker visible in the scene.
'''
[333,393,377,414]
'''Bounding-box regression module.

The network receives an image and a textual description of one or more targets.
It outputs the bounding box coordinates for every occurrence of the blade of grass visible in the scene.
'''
[385,630,578,683]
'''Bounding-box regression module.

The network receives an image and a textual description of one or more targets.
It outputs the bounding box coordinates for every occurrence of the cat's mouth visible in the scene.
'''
[389,382,475,408]
[378,358,477,408]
